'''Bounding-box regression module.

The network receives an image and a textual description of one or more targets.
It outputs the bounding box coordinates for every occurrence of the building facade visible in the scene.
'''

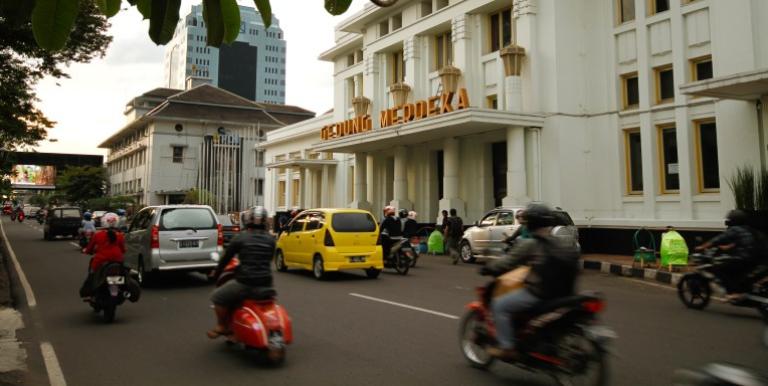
[262,0,768,251]
[163,4,287,104]
[100,84,313,212]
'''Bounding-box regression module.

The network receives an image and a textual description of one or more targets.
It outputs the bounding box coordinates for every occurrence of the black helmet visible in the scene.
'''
[398,209,408,218]
[522,203,555,231]
[245,206,269,229]
[725,209,749,227]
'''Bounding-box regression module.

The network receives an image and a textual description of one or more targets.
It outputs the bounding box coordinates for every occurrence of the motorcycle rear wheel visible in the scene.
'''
[102,304,116,323]
[677,274,712,310]
[458,309,495,369]
[553,330,608,386]
[394,254,410,275]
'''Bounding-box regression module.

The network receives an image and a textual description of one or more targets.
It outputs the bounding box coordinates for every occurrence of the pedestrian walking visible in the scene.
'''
[444,208,463,265]
[439,209,449,254]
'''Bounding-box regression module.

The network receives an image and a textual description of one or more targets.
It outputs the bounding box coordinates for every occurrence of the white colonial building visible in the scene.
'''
[262,0,767,250]
[100,83,313,212]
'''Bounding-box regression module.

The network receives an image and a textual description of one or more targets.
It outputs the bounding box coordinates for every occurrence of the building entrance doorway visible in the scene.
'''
[492,142,507,207]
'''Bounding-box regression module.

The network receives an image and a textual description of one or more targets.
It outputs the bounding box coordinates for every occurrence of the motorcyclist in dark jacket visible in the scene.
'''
[208,206,275,339]
[481,203,580,360]
[380,206,402,260]
[695,209,767,295]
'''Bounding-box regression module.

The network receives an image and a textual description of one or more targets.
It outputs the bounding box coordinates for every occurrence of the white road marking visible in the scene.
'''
[0,219,37,308]
[626,278,726,302]
[69,242,81,249]
[40,342,67,386]
[349,293,459,320]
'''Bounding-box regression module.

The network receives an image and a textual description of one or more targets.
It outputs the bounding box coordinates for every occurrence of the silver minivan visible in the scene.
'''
[124,205,223,283]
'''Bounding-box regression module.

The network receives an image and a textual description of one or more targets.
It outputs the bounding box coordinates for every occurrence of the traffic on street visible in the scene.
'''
[2,215,766,386]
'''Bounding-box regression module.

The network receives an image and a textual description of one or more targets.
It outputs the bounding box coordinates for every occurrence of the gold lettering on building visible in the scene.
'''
[321,88,470,140]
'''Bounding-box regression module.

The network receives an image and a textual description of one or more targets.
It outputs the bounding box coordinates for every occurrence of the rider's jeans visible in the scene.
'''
[492,288,540,350]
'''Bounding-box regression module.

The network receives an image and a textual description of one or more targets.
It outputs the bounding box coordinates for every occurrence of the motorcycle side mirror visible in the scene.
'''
[210,252,220,262]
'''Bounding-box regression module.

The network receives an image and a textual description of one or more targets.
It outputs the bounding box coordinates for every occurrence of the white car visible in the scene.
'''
[23,205,41,218]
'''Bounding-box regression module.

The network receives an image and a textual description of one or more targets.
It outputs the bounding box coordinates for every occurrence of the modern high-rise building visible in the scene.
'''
[163,4,286,104]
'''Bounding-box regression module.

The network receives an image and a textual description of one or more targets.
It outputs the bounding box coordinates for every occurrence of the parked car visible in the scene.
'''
[275,208,384,280]
[23,205,41,218]
[216,213,241,247]
[123,205,223,284]
[44,207,83,240]
[92,210,107,227]
[458,206,579,263]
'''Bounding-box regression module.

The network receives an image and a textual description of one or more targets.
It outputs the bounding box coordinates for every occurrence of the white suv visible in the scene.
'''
[124,205,223,284]
[459,206,579,263]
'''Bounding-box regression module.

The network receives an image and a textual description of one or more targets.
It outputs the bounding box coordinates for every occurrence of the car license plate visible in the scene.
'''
[179,240,199,248]
[106,276,125,285]
[349,256,366,263]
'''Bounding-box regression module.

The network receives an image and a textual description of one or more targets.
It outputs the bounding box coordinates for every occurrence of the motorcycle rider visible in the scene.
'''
[502,209,531,248]
[695,209,767,296]
[80,213,126,298]
[208,206,275,339]
[480,203,580,360]
[379,206,402,261]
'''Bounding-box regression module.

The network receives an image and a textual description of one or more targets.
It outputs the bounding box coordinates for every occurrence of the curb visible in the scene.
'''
[581,259,684,287]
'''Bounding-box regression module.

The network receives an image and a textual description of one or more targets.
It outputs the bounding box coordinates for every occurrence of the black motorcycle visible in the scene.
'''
[677,249,768,321]
[383,237,413,275]
[459,281,615,386]
[84,262,139,323]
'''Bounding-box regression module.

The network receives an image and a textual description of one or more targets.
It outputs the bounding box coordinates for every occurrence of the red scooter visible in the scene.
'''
[212,253,293,365]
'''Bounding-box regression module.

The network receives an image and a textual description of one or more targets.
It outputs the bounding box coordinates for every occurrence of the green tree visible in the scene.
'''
[58,166,108,206]
[12,0,398,51]
[0,1,111,178]
[183,188,218,208]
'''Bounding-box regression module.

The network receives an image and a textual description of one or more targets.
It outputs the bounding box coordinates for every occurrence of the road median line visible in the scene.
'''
[0,219,37,308]
[349,293,459,320]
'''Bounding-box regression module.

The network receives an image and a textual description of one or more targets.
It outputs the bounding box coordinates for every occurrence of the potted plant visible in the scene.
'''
[728,166,768,233]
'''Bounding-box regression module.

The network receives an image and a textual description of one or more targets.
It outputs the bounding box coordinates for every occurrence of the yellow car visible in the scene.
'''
[275,208,384,279]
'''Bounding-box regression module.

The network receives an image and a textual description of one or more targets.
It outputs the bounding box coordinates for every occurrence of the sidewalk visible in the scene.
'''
[581,253,691,287]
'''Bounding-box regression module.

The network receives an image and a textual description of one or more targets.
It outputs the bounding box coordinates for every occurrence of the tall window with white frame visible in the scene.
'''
[655,65,675,104]
[172,146,184,163]
[658,125,679,193]
[625,129,643,194]
[434,30,453,70]
[391,49,405,85]
[488,8,513,53]
[621,72,639,110]
[617,0,635,24]
[696,120,719,192]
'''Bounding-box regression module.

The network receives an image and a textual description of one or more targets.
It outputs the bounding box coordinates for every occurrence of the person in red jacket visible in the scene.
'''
[80,212,125,298]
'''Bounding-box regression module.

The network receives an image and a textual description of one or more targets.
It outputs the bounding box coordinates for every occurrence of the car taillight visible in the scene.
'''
[324,229,334,246]
[582,299,605,314]
[217,224,224,246]
[232,226,240,232]
[150,225,159,249]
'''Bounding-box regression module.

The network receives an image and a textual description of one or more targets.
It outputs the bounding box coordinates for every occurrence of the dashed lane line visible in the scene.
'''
[0,219,37,308]
[41,342,67,386]
[349,293,459,320]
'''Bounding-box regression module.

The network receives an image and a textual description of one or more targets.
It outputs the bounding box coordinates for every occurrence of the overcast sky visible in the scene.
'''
[33,0,367,156]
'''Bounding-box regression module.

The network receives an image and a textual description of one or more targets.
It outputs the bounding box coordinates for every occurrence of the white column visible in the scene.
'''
[298,167,307,209]
[350,153,371,210]
[285,167,294,209]
[320,165,330,207]
[390,146,412,210]
[502,126,529,206]
[366,154,375,205]
[439,137,465,218]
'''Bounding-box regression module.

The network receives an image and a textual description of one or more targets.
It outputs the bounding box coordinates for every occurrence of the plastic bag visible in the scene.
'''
[493,266,531,298]
[660,230,689,266]
[427,230,444,254]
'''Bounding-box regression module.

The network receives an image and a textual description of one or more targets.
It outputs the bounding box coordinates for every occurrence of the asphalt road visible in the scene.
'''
[3,216,767,386]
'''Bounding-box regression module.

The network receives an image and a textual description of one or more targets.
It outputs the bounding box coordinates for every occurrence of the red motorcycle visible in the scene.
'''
[459,281,615,386]
[10,210,24,222]
[212,253,293,365]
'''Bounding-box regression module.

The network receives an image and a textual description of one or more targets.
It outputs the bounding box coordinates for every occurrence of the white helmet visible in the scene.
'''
[244,206,269,228]
[101,212,119,228]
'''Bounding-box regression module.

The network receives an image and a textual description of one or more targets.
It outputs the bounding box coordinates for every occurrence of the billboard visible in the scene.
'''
[10,165,56,188]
